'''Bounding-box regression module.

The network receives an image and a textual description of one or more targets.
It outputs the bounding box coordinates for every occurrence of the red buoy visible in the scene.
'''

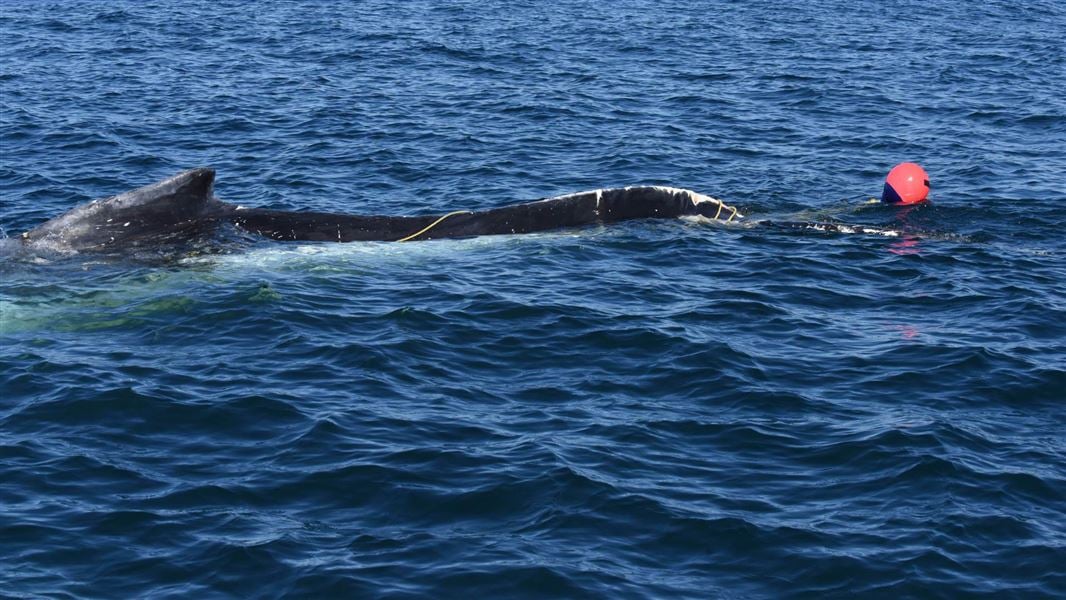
[881,162,930,205]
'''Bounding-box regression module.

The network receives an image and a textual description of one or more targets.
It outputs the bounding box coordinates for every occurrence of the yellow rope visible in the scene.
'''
[396,210,471,242]
[710,198,739,222]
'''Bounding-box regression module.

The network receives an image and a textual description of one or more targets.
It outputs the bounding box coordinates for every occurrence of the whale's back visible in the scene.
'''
[21,168,221,252]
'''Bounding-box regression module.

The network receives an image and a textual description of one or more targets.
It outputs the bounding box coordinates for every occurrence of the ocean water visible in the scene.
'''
[1,0,1064,597]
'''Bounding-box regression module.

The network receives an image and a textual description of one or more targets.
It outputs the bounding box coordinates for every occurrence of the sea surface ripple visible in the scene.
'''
[1,1,1064,598]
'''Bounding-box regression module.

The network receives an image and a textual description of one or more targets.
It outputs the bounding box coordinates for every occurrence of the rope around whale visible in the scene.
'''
[711,198,740,222]
[396,195,742,242]
[395,211,473,242]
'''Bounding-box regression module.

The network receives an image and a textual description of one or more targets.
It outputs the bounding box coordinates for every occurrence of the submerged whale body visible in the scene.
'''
[19,168,742,253]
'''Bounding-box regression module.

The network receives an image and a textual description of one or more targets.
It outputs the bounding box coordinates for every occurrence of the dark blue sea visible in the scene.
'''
[2,1,1064,597]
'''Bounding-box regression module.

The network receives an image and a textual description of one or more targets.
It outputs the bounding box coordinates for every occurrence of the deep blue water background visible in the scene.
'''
[2,1,1065,597]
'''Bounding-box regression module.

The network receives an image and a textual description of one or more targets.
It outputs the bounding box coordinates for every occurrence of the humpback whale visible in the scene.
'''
[18,168,743,253]
[17,168,906,257]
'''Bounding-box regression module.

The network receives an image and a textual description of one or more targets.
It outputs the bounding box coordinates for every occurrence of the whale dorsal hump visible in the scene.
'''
[22,168,219,251]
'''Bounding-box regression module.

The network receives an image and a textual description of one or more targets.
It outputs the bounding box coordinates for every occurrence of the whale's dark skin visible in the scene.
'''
[20,169,227,252]
[19,168,742,252]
